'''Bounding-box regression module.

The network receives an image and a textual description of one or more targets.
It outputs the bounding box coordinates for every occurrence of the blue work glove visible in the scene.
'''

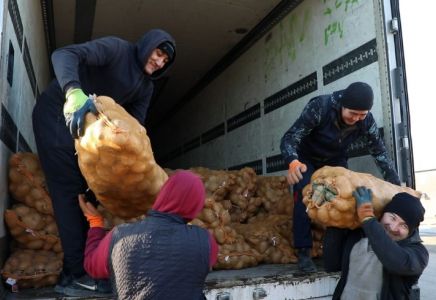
[353,186,375,222]
[63,89,99,139]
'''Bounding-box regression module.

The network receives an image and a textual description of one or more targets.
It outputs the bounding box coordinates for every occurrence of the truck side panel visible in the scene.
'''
[154,0,399,181]
[0,0,51,295]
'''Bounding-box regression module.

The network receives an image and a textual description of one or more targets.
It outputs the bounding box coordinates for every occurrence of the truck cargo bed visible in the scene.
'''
[3,258,339,300]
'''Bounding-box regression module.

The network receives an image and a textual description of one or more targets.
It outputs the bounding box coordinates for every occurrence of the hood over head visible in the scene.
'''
[152,171,205,221]
[136,29,176,80]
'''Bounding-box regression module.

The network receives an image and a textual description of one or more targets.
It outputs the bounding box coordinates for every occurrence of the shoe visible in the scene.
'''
[297,248,317,273]
[63,273,112,297]
[54,270,70,294]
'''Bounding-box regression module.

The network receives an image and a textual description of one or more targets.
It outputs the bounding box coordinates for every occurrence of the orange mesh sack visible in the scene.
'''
[4,204,62,253]
[8,153,53,215]
[232,223,298,264]
[2,249,63,289]
[229,196,263,224]
[302,166,423,229]
[189,220,262,270]
[257,175,293,216]
[75,96,168,219]
[189,167,236,205]
[190,199,263,270]
[228,167,258,209]
[213,235,263,270]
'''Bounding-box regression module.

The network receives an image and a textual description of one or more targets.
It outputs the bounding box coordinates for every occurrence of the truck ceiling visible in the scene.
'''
[41,0,302,131]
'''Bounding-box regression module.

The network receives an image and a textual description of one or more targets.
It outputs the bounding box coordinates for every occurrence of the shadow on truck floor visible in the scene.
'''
[4,258,336,299]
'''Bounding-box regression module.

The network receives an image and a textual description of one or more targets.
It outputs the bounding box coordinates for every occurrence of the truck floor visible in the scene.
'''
[3,258,339,299]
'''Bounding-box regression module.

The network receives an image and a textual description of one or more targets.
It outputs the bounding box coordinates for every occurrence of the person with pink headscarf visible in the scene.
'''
[78,171,218,300]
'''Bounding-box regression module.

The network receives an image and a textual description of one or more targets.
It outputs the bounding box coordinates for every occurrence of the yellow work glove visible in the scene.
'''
[63,89,98,139]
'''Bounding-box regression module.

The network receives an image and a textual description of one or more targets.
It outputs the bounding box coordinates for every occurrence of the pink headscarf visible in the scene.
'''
[152,171,205,221]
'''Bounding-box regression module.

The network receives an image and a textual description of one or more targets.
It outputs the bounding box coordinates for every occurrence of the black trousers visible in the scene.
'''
[32,92,97,275]
[292,153,348,249]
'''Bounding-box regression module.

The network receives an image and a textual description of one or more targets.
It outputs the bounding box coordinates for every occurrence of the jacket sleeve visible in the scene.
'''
[207,231,219,268]
[363,218,429,276]
[51,37,123,95]
[322,227,347,272]
[280,97,324,165]
[84,227,114,279]
[363,116,401,185]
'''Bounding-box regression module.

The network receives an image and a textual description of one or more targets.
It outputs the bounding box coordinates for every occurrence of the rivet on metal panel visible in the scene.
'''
[216,292,231,300]
[390,18,399,34]
[253,288,267,299]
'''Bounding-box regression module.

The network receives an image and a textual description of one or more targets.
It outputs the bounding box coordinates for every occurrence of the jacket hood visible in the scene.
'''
[152,171,205,221]
[136,29,176,80]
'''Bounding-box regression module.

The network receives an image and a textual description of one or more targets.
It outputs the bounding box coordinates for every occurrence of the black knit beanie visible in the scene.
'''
[157,41,175,61]
[341,82,374,110]
[382,192,425,233]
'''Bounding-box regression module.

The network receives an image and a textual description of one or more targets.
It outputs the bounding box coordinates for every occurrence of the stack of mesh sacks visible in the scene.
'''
[4,153,63,289]
[74,96,324,270]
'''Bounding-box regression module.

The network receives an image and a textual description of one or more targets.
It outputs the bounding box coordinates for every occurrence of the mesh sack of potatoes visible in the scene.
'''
[97,204,146,231]
[190,218,238,248]
[229,196,263,224]
[247,215,294,246]
[4,204,62,253]
[194,199,232,234]
[227,167,258,209]
[188,167,237,211]
[190,199,263,270]
[75,95,168,219]
[232,223,298,264]
[213,235,263,270]
[191,198,236,246]
[257,175,293,216]
[8,153,53,215]
[2,248,63,289]
[302,166,423,229]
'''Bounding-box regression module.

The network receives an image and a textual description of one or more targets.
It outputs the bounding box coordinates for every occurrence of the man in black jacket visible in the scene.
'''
[280,82,401,272]
[32,29,176,297]
[323,187,428,299]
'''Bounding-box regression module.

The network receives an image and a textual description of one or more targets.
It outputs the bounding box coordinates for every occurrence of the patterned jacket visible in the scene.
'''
[280,91,401,185]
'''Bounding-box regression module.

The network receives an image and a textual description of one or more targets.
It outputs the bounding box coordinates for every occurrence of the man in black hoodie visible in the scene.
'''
[32,29,176,297]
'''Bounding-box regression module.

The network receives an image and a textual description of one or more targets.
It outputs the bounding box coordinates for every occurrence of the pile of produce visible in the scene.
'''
[3,153,62,290]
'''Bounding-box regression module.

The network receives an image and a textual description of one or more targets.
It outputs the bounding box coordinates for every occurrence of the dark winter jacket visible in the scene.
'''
[42,29,176,125]
[83,171,218,300]
[323,219,429,300]
[280,91,401,185]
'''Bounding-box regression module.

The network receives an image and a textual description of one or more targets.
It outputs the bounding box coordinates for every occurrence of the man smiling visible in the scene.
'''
[280,81,401,273]
[32,29,176,297]
[323,187,428,299]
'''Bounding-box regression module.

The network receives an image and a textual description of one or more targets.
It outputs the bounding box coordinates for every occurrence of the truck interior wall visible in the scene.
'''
[0,0,51,292]
[155,0,396,180]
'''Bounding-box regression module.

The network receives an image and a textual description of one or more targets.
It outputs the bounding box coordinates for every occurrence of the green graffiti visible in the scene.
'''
[264,9,311,80]
[345,0,358,12]
[324,21,344,45]
[323,0,358,45]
